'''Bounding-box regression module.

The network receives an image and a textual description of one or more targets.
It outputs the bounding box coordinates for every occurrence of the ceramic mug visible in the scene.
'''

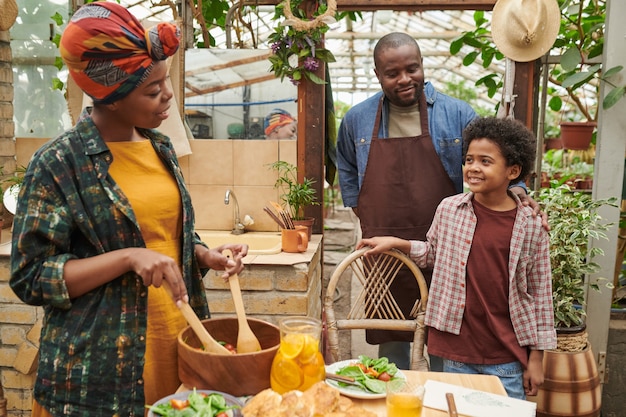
[281,226,309,253]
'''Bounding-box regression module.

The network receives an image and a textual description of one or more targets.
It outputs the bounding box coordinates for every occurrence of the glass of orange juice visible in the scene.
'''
[386,380,425,417]
[269,316,325,394]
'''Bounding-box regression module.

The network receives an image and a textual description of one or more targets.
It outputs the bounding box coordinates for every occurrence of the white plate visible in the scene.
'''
[147,389,243,417]
[325,359,406,399]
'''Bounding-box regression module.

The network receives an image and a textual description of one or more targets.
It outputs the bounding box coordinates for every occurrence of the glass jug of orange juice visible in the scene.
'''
[270,316,326,394]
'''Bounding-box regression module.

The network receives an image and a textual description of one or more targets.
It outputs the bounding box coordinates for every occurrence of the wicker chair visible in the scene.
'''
[324,247,429,371]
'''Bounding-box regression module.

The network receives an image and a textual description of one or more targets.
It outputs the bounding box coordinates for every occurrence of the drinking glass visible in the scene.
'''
[269,316,325,394]
[386,380,425,417]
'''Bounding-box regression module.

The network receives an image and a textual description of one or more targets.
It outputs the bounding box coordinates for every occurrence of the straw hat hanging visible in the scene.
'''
[492,0,560,119]
[0,0,19,31]
[491,0,560,63]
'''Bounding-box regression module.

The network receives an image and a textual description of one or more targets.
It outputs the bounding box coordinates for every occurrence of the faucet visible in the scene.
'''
[224,189,245,235]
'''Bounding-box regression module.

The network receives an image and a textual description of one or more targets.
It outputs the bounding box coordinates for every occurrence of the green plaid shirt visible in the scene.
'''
[10,110,209,416]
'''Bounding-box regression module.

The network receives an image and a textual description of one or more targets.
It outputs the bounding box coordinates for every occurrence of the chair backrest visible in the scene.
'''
[324,247,429,371]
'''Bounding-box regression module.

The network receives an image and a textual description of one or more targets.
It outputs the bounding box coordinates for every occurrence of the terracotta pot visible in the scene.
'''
[544,137,563,151]
[292,217,315,239]
[575,178,593,190]
[177,317,280,397]
[560,122,596,150]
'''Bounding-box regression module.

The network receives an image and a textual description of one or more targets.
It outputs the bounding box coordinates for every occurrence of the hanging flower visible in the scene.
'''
[268,0,337,85]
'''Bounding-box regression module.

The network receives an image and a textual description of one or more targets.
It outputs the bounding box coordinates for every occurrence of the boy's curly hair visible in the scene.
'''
[462,117,536,182]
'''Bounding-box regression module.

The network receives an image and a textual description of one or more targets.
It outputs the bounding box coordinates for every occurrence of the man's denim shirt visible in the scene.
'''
[337,82,478,208]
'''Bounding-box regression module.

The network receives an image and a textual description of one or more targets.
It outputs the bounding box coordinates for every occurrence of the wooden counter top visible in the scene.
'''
[0,231,323,263]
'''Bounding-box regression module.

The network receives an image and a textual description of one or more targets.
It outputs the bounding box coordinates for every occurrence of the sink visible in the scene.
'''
[195,230,282,255]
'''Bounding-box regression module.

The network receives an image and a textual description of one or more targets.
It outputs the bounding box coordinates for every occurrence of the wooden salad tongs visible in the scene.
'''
[162,281,230,355]
[223,249,262,353]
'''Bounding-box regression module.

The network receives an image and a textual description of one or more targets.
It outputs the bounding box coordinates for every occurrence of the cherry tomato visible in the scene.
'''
[224,343,237,354]
[169,398,189,410]
[216,413,228,417]
[377,371,391,382]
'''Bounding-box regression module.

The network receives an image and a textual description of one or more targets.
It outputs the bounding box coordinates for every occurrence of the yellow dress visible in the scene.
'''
[106,139,188,408]
[33,139,187,416]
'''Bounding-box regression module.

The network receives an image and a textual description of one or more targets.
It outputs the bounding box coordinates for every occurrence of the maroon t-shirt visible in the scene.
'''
[428,199,529,367]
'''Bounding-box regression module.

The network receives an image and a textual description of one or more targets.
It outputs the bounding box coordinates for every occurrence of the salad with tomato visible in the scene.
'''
[147,389,240,417]
[334,355,401,394]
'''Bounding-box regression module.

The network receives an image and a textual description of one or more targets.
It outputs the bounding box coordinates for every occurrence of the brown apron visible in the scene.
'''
[358,94,456,344]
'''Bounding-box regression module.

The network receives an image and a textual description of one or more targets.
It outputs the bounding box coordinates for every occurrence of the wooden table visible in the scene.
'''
[178,371,507,416]
[350,371,507,417]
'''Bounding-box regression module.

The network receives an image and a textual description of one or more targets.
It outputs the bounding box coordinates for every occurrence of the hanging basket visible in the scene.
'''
[560,121,596,150]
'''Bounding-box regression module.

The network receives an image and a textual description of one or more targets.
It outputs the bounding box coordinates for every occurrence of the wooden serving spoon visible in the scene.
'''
[223,249,262,353]
[162,281,231,355]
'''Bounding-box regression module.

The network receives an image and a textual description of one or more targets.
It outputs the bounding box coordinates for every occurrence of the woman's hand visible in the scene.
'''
[196,243,248,280]
[64,247,188,303]
[129,248,188,304]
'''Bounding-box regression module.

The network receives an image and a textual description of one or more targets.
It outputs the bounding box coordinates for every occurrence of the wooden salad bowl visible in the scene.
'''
[177,317,280,397]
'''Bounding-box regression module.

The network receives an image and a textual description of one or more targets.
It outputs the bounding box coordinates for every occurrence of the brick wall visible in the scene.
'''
[0,256,40,417]
[0,31,16,181]
[0,26,23,417]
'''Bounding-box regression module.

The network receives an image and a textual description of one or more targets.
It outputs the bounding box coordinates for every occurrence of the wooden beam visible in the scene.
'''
[183,52,273,77]
[297,65,326,234]
[335,0,496,11]
[184,74,277,97]
[244,0,496,10]
[512,61,539,130]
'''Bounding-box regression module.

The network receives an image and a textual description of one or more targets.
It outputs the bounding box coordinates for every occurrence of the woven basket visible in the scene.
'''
[556,329,588,352]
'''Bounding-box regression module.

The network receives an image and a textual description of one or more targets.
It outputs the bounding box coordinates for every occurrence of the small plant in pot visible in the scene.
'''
[269,160,319,237]
[450,0,625,151]
[543,120,562,151]
[0,165,26,235]
[534,183,616,417]
[537,184,617,349]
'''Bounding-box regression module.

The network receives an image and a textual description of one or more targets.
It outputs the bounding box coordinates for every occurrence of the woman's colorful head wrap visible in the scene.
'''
[60,1,180,104]
[264,109,296,136]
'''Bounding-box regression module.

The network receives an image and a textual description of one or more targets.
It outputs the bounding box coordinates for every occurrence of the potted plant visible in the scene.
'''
[538,184,616,334]
[531,184,616,416]
[451,0,625,149]
[567,161,594,189]
[543,120,563,151]
[1,165,26,237]
[542,1,623,151]
[269,160,319,237]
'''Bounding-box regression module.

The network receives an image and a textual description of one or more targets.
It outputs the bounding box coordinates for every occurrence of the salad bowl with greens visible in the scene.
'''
[147,389,242,417]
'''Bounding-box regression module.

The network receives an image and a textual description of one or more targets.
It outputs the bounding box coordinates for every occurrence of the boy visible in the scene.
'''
[358,117,556,399]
